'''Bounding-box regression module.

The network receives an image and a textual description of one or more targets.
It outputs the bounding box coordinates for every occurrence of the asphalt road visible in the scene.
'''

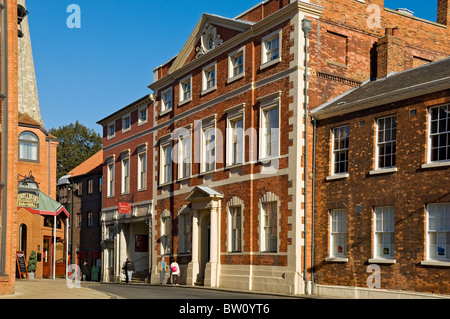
[87,282,298,300]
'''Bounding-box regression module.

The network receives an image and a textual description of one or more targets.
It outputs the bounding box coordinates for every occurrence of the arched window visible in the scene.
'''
[19,131,39,162]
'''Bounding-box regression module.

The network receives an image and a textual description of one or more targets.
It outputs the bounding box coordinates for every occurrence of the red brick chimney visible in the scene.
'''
[376,27,405,79]
[437,0,450,25]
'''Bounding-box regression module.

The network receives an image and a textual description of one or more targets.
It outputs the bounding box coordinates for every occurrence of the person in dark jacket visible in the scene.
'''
[122,258,135,283]
[81,261,89,281]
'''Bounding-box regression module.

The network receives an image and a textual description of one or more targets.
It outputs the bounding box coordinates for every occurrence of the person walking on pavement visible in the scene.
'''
[170,259,180,285]
[122,258,135,284]
[157,256,168,284]
[81,260,89,281]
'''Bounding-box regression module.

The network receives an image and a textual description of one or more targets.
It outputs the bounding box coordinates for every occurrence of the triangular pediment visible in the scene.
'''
[168,13,253,74]
[185,186,224,202]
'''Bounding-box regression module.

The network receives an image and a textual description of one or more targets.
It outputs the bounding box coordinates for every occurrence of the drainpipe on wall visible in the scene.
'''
[0,0,9,275]
[301,17,312,296]
[311,117,317,295]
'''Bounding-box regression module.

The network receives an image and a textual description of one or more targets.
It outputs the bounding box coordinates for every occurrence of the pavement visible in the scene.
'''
[0,278,121,299]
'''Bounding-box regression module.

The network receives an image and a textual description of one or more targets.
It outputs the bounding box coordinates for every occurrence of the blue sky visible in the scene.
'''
[25,0,437,134]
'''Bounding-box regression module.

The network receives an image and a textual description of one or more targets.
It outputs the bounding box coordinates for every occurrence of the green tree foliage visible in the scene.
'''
[49,121,102,180]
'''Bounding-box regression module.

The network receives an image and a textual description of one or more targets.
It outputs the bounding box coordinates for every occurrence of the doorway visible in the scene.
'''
[198,211,210,283]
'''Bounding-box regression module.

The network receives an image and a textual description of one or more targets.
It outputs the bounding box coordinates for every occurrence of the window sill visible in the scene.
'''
[201,86,216,96]
[159,182,172,187]
[326,173,349,181]
[138,120,148,126]
[325,257,348,263]
[421,161,450,169]
[368,258,396,264]
[369,167,397,175]
[178,98,192,107]
[176,176,191,182]
[159,108,172,117]
[420,260,450,267]
[225,163,243,170]
[227,73,245,84]
[260,58,281,70]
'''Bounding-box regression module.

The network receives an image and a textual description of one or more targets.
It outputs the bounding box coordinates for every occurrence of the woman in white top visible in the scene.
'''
[170,259,180,285]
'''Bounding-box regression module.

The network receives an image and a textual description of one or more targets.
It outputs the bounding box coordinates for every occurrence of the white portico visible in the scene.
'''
[185,186,223,287]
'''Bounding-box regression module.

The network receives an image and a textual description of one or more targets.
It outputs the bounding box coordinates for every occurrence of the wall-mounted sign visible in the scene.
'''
[118,201,131,214]
[17,190,39,209]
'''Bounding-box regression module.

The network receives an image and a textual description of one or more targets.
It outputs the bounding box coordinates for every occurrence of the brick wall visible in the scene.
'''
[0,0,19,296]
[313,90,450,295]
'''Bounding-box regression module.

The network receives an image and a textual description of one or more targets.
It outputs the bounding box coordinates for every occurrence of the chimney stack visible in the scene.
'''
[376,27,404,79]
[437,0,450,25]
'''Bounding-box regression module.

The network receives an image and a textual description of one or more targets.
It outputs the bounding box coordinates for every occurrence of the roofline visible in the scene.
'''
[97,94,154,126]
[311,76,450,120]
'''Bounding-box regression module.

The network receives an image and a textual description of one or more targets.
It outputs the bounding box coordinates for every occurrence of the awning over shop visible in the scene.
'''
[18,190,69,219]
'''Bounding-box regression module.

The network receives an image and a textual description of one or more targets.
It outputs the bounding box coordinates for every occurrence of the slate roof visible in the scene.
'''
[311,57,450,120]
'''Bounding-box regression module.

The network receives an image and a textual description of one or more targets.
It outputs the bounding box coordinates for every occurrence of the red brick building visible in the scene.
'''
[0,0,19,295]
[97,94,154,282]
[57,150,103,281]
[97,0,450,297]
[310,56,450,297]
[16,113,68,280]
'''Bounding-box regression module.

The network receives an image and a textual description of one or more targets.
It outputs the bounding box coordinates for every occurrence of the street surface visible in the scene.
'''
[86,282,298,299]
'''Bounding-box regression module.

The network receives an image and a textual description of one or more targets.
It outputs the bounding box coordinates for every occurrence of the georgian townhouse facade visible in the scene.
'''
[310,57,450,298]
[147,0,450,296]
[97,94,154,282]
[149,1,323,294]
[95,0,450,297]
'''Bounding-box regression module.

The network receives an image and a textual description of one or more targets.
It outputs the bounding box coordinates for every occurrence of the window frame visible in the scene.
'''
[259,192,280,253]
[160,141,172,185]
[331,125,350,176]
[260,29,282,70]
[227,113,244,167]
[177,131,192,180]
[201,122,216,174]
[427,104,450,164]
[178,210,192,254]
[259,96,280,162]
[329,209,347,259]
[375,115,397,170]
[137,151,147,191]
[179,75,192,106]
[373,206,395,260]
[107,122,115,140]
[161,87,173,114]
[229,205,243,252]
[161,210,171,255]
[122,113,131,133]
[138,106,148,126]
[201,61,217,95]
[106,160,114,198]
[121,153,130,195]
[227,46,245,83]
[426,203,450,262]
[18,131,39,162]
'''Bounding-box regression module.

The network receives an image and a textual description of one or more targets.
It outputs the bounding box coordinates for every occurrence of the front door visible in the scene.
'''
[198,211,210,282]
[42,237,51,278]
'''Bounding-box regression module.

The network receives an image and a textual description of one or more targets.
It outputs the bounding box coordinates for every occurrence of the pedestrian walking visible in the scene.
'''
[170,259,180,285]
[122,258,135,284]
[81,260,89,281]
[157,256,168,284]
